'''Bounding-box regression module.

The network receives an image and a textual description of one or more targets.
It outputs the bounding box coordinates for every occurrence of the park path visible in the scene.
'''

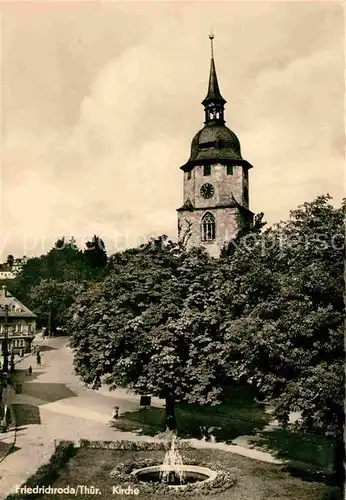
[0,336,282,499]
[0,336,163,499]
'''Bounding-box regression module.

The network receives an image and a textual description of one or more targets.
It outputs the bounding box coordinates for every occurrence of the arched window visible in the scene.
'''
[201,212,216,241]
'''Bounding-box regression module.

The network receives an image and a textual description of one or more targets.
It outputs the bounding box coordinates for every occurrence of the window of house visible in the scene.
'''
[226,165,233,175]
[203,164,211,176]
[201,212,216,241]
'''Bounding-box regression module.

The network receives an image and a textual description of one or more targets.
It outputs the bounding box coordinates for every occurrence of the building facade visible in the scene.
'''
[0,286,36,359]
[0,256,27,280]
[177,36,254,258]
[0,266,15,280]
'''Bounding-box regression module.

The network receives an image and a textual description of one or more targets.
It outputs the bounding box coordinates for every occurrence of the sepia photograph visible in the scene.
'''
[0,1,344,499]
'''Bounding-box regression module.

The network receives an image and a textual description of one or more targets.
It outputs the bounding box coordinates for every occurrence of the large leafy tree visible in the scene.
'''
[7,236,106,309]
[68,237,228,430]
[6,255,14,268]
[215,195,345,486]
[83,235,108,273]
[68,194,344,486]
[27,279,89,329]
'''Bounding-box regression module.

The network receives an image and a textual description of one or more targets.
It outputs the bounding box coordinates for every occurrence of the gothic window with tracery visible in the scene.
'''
[201,212,216,241]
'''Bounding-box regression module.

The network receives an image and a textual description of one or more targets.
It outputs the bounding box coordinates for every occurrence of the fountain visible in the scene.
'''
[109,435,237,495]
[131,433,217,488]
[160,433,185,484]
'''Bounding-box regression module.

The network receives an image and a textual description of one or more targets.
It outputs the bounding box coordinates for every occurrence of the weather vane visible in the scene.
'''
[209,32,214,58]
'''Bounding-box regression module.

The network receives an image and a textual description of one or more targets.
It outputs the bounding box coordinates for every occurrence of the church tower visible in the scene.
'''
[177,35,254,257]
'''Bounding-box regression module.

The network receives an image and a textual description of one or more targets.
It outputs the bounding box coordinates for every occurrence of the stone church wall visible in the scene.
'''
[178,207,239,257]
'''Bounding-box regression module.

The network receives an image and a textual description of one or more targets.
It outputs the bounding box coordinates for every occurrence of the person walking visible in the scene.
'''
[112,406,119,420]
[28,365,32,376]
[1,417,7,433]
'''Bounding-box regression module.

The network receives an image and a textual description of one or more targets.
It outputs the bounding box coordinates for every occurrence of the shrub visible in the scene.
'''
[109,457,237,495]
[79,439,192,451]
[321,486,344,500]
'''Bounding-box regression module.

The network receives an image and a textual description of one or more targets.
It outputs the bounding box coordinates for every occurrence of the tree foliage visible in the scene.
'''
[4,235,108,324]
[27,279,89,329]
[216,195,345,485]
[68,237,228,428]
[68,195,344,484]
[216,195,344,436]
[84,235,108,272]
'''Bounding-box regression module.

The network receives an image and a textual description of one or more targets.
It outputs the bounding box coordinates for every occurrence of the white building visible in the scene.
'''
[0,286,36,357]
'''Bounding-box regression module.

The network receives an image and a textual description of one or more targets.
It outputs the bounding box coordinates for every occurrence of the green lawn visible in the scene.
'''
[39,447,338,500]
[114,385,271,443]
[248,428,335,473]
[112,388,334,474]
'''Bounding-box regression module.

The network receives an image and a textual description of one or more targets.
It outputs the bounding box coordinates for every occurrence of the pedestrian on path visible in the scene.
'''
[27,366,32,376]
[5,405,11,426]
[1,415,8,432]
[112,406,119,420]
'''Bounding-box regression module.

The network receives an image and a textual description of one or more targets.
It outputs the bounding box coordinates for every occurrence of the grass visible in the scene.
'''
[110,384,335,475]
[114,385,271,443]
[39,447,339,500]
[249,428,335,473]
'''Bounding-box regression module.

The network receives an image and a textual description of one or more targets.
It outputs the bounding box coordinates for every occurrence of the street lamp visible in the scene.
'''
[47,299,52,337]
[2,305,9,374]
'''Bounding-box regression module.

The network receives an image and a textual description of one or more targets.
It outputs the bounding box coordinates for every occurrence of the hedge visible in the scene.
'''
[78,438,192,451]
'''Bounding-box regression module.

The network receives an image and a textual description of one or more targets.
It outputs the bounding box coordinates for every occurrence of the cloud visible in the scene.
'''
[1,1,344,259]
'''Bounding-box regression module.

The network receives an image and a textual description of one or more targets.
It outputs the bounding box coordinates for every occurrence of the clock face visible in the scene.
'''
[200,183,214,199]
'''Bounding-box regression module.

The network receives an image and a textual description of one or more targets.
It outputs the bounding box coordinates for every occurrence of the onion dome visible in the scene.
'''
[181,35,253,171]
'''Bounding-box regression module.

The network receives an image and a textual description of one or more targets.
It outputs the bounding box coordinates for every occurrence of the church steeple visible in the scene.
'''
[177,33,254,258]
[202,34,226,125]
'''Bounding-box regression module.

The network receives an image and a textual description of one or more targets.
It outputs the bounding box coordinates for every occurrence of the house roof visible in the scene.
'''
[0,286,36,318]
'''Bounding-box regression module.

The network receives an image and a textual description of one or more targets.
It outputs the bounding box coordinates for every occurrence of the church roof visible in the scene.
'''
[202,57,226,107]
[181,36,253,171]
[181,124,253,170]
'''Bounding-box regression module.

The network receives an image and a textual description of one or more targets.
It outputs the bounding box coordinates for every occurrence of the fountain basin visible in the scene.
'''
[131,465,217,488]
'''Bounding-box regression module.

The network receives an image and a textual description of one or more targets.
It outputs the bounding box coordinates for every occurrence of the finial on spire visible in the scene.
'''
[209,32,214,59]
[202,31,226,115]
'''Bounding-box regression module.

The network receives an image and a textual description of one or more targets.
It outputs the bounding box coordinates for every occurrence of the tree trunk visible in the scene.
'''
[165,393,176,431]
[331,437,345,488]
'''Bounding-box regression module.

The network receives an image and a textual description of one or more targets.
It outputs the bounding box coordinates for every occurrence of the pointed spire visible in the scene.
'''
[202,33,226,106]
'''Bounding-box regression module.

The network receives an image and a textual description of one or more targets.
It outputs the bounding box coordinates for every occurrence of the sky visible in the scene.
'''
[0,1,344,259]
